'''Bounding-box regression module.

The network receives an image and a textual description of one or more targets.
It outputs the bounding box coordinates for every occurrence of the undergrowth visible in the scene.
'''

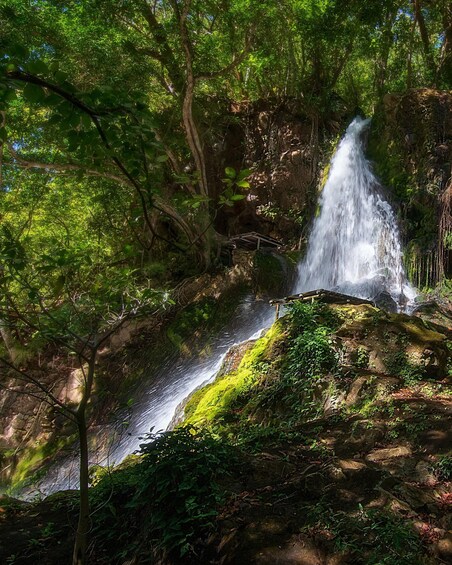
[303,501,423,564]
[91,426,238,562]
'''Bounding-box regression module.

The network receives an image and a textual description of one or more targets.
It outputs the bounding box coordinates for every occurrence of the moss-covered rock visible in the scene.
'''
[180,303,451,441]
[184,320,286,433]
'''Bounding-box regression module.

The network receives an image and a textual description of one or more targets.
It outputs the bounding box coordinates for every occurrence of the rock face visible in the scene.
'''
[0,265,259,490]
[213,100,344,241]
[0,302,451,564]
[178,303,452,565]
[369,89,452,289]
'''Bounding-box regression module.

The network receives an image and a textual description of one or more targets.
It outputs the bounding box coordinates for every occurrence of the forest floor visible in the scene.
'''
[0,380,450,564]
[202,382,452,564]
[1,301,451,565]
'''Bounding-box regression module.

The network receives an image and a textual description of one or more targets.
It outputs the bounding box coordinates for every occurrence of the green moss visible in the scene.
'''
[184,320,285,431]
[335,304,383,325]
[8,433,77,493]
[387,314,446,344]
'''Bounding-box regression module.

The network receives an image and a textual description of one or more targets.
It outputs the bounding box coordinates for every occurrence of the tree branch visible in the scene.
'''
[196,33,253,81]
[0,357,77,419]
[5,148,196,250]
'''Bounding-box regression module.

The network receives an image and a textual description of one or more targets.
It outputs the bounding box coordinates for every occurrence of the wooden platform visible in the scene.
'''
[228,232,282,251]
[270,289,374,307]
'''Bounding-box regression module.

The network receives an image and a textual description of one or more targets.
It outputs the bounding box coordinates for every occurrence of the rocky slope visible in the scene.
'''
[1,301,450,564]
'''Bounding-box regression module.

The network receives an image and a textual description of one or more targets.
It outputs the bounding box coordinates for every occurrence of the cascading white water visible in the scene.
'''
[29,297,275,496]
[295,116,416,308]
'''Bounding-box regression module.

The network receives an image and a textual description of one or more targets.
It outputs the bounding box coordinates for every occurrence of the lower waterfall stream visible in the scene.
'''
[31,117,416,495]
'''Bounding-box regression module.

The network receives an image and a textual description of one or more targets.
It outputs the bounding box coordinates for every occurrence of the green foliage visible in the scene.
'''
[184,302,341,439]
[432,454,452,481]
[303,502,423,565]
[287,301,341,334]
[91,426,237,560]
[385,350,425,386]
[166,289,246,355]
[219,167,251,207]
[353,346,370,369]
[253,251,288,295]
[166,299,220,350]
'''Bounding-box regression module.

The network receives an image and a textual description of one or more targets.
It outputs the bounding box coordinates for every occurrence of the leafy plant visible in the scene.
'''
[385,350,425,385]
[219,167,251,207]
[92,426,238,560]
[432,455,452,481]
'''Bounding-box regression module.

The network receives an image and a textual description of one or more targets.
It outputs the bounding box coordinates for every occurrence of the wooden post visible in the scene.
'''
[275,303,280,321]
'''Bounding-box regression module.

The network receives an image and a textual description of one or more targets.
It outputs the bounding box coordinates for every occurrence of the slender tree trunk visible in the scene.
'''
[437,2,452,85]
[72,355,96,565]
[72,412,90,565]
[177,2,212,267]
[413,0,436,81]
[0,111,5,190]
[407,17,417,89]
[0,321,16,362]
[375,11,397,98]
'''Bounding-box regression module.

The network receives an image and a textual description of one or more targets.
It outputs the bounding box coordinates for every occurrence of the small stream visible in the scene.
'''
[31,296,275,494]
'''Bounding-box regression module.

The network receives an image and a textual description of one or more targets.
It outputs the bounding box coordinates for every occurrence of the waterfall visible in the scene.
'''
[29,297,275,496]
[295,116,416,308]
[22,117,416,497]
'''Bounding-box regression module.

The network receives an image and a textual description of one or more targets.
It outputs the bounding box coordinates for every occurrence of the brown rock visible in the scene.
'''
[434,532,452,561]
[366,446,412,462]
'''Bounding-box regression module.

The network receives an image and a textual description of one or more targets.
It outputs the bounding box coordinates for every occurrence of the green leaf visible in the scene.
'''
[27,60,49,75]
[224,166,236,179]
[236,180,250,188]
[238,168,252,180]
[22,83,46,103]
[80,113,92,130]
[229,194,246,201]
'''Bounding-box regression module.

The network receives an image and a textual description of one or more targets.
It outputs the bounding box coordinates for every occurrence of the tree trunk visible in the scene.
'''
[178,3,212,267]
[72,412,89,565]
[437,2,452,85]
[0,320,16,362]
[413,0,436,80]
[72,355,96,565]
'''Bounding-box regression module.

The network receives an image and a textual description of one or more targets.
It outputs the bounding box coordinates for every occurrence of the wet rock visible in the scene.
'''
[373,290,398,312]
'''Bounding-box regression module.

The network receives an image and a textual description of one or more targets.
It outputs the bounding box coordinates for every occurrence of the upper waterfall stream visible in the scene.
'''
[30,117,416,496]
[295,116,416,308]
